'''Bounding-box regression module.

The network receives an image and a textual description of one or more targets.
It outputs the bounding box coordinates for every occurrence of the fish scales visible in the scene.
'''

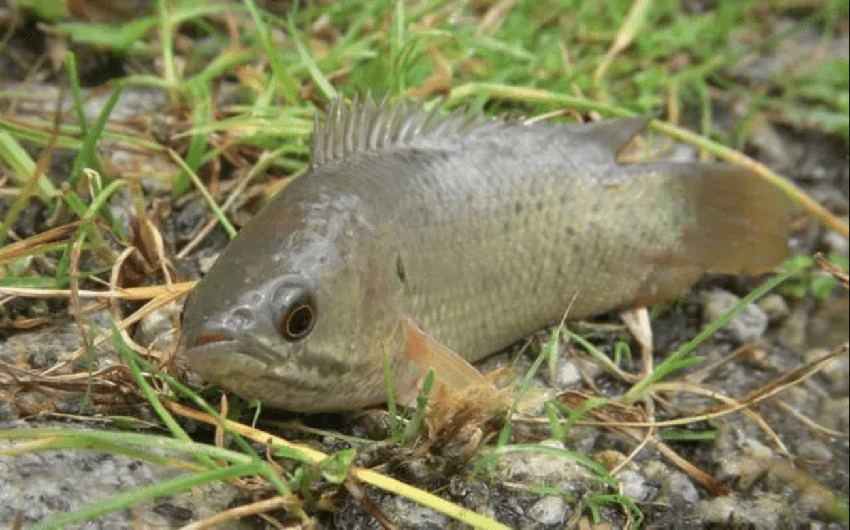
[388,132,683,356]
[180,95,789,412]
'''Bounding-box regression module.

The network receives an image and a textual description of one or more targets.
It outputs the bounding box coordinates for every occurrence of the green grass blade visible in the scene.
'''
[68,85,123,188]
[624,263,804,402]
[30,463,260,529]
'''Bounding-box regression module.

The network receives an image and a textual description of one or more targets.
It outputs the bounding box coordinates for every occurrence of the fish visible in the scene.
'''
[180,94,790,413]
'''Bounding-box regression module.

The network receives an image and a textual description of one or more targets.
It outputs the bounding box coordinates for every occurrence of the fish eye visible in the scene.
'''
[273,283,317,341]
[283,301,315,340]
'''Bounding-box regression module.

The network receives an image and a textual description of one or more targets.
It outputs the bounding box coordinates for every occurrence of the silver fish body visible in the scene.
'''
[181,96,789,412]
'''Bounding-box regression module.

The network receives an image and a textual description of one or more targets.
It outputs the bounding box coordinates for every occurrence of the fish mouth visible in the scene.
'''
[181,334,362,411]
[181,331,321,390]
[183,337,268,380]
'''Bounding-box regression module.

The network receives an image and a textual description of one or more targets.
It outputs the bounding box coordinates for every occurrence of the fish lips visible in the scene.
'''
[184,339,267,380]
[182,332,303,387]
[182,336,352,412]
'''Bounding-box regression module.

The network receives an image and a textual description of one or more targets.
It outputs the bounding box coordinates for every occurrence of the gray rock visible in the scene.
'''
[778,309,809,350]
[701,289,769,342]
[797,439,833,463]
[527,495,566,525]
[807,348,848,389]
[819,397,850,433]
[667,471,699,505]
[695,494,796,528]
[617,469,654,503]
[497,440,596,490]
[382,496,448,529]
[198,254,219,274]
[551,354,582,388]
[757,293,790,322]
[823,228,849,256]
[0,422,253,529]
[643,461,699,507]
[747,118,796,171]
[133,301,181,350]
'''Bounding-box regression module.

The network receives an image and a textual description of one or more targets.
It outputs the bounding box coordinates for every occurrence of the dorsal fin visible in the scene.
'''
[309,95,652,169]
[566,116,651,154]
[310,92,502,169]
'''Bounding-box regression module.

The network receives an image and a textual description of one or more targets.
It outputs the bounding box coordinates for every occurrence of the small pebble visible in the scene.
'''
[528,495,566,525]
[666,471,699,505]
[806,348,848,389]
[796,439,832,463]
[747,118,795,170]
[742,438,774,460]
[757,293,790,322]
[553,356,582,387]
[778,309,808,349]
[643,461,696,506]
[617,469,654,503]
[382,497,447,528]
[198,254,219,274]
[818,397,849,433]
[696,495,786,527]
[134,301,180,349]
[497,439,595,489]
[823,229,849,256]
[701,289,769,342]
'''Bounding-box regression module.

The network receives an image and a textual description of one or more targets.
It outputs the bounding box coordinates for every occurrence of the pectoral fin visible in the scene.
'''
[394,316,494,407]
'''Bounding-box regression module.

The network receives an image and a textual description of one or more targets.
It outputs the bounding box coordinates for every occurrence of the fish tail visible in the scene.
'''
[633,163,791,307]
[682,163,791,275]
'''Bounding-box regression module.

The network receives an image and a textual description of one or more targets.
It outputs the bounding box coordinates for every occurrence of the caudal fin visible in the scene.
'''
[684,164,791,275]
[633,164,791,307]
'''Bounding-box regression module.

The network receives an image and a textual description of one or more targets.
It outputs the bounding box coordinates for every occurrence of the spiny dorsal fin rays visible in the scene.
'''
[309,92,506,170]
[342,92,357,156]
[308,95,654,170]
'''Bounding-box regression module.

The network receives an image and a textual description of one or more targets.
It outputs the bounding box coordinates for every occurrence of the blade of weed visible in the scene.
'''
[0,95,65,245]
[391,0,407,93]
[63,52,88,138]
[0,117,82,150]
[167,148,237,238]
[562,327,634,380]
[243,0,300,103]
[288,13,336,100]
[624,261,803,402]
[493,329,553,448]
[173,84,213,196]
[473,443,616,488]
[0,429,270,464]
[30,462,261,529]
[156,0,177,85]
[0,130,57,199]
[188,48,258,87]
[68,84,122,188]
[583,492,643,529]
[594,0,652,82]
[402,368,435,442]
[113,327,193,444]
[55,18,158,50]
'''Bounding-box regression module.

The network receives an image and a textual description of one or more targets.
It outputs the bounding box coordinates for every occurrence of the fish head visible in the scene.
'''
[180,177,405,412]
